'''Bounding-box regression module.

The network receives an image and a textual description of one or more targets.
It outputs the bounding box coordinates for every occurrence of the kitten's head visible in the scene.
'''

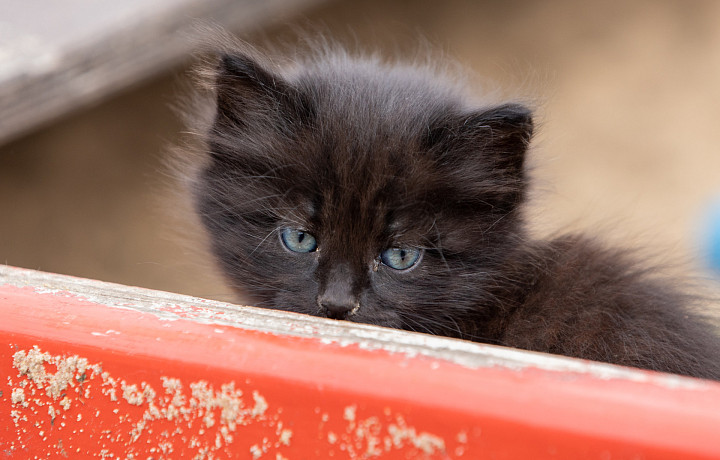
[192,48,533,339]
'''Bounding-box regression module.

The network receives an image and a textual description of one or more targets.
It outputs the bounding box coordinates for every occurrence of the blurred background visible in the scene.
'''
[1,0,719,302]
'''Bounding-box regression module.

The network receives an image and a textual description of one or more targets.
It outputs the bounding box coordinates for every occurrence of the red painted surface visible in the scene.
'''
[2,275,720,459]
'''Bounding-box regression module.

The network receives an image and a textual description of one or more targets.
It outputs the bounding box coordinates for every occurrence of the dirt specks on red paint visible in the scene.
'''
[321,406,449,458]
[6,344,460,459]
[7,345,286,459]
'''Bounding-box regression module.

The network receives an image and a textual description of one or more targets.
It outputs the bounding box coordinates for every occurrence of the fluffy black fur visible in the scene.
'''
[186,43,720,380]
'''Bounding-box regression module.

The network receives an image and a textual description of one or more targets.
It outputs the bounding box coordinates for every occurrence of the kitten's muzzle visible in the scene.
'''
[317,290,359,320]
[317,262,361,320]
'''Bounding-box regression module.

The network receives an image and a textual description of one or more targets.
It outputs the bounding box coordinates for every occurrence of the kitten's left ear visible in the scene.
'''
[428,103,533,174]
[427,103,533,211]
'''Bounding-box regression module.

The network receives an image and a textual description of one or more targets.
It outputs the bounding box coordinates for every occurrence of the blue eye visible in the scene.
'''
[280,228,317,253]
[380,247,421,270]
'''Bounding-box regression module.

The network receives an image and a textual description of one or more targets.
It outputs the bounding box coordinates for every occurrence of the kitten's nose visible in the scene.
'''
[317,291,359,320]
[317,265,360,319]
[317,264,359,320]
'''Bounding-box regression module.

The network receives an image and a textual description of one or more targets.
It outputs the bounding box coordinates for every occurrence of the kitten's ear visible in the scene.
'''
[428,103,533,175]
[213,53,312,128]
[427,103,533,211]
[467,103,533,169]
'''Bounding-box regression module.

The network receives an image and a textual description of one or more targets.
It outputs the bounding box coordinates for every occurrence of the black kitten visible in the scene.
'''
[185,43,720,380]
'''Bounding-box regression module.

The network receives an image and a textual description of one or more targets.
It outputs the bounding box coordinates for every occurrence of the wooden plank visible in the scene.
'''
[1,265,720,459]
[0,0,327,144]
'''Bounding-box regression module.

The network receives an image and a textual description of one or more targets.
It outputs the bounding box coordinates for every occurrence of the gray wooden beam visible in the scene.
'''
[0,0,328,144]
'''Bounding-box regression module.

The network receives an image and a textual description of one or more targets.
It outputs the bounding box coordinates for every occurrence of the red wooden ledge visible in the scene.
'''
[1,265,720,459]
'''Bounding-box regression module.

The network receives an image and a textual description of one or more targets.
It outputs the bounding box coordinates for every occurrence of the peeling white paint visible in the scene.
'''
[91,330,121,337]
[6,345,289,459]
[6,344,462,459]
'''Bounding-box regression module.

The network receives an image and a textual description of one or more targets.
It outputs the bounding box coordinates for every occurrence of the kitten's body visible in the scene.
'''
[185,43,720,380]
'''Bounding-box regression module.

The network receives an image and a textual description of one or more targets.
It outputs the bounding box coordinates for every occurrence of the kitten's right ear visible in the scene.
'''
[214,54,282,123]
[213,53,311,128]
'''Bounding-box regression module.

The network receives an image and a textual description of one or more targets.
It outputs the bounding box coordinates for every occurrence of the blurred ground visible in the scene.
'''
[1,0,719,301]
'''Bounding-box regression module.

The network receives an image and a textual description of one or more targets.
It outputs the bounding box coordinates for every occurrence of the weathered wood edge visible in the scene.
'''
[0,264,704,389]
